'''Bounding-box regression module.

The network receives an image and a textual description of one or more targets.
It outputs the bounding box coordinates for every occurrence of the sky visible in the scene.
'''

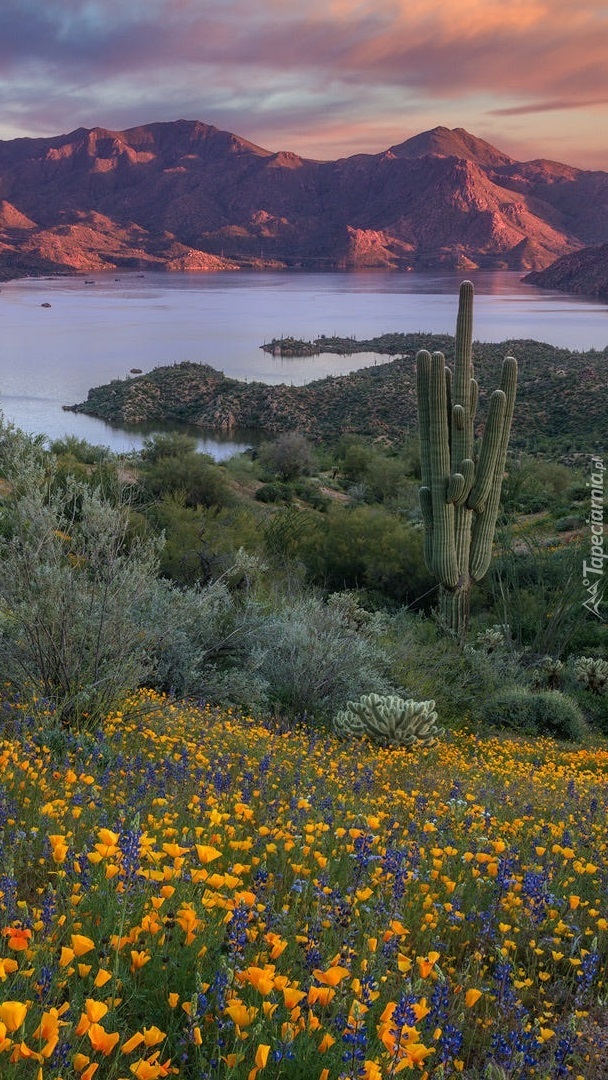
[1,0,608,169]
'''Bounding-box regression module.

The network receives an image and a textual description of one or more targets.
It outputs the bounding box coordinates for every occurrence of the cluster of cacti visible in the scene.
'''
[573,656,608,695]
[334,693,443,748]
[475,625,508,652]
[416,281,517,641]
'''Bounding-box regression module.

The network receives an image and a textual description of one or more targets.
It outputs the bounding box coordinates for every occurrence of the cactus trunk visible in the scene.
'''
[416,281,517,644]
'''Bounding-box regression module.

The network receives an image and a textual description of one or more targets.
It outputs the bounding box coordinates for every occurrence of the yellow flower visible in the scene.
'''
[255,1044,271,1068]
[312,965,350,987]
[0,958,19,980]
[417,951,441,978]
[225,1003,258,1028]
[71,934,95,957]
[465,989,483,1008]
[0,1000,28,1032]
[87,1023,120,1055]
[143,1026,166,1047]
[2,926,32,951]
[195,844,222,864]
[130,950,152,973]
[122,1032,145,1054]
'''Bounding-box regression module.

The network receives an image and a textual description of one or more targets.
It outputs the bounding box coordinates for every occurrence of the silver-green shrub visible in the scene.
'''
[0,454,162,731]
[334,693,443,748]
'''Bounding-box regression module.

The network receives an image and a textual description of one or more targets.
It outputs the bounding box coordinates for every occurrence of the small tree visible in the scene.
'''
[257,433,315,481]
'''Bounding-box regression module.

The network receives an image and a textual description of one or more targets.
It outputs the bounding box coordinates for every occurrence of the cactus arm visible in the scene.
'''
[469,357,517,581]
[451,279,474,467]
[416,350,433,490]
[446,473,466,504]
[428,352,459,587]
[467,389,507,513]
[470,378,479,424]
[454,459,475,506]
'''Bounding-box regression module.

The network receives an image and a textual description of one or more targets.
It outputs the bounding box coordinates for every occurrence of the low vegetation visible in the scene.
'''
[0,322,605,1078]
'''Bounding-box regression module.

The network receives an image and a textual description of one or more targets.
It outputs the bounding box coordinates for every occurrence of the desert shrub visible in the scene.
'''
[148,496,263,586]
[246,593,396,721]
[0,468,162,730]
[481,688,586,740]
[335,439,417,505]
[257,433,315,481]
[49,435,112,464]
[140,566,265,706]
[140,451,233,508]
[262,507,322,569]
[485,533,588,658]
[563,685,608,734]
[292,479,331,511]
[297,504,433,606]
[501,456,580,515]
[390,614,531,727]
[139,432,199,463]
[554,515,583,532]
[255,482,293,504]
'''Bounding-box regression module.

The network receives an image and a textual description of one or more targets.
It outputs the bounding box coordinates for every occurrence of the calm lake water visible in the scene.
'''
[1,269,607,455]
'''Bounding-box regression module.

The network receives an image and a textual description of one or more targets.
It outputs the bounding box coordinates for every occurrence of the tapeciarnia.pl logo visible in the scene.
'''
[582,456,606,620]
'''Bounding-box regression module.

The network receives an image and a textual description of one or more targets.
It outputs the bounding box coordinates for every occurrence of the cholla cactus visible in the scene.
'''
[475,625,508,652]
[334,693,443,748]
[573,657,608,695]
[536,656,564,690]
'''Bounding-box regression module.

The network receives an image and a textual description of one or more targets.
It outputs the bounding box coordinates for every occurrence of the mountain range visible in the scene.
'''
[1,120,608,278]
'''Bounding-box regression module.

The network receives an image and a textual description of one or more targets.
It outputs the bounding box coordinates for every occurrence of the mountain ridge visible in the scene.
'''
[1,120,607,278]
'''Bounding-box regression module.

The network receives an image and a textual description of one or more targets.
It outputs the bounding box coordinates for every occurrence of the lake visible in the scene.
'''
[1,269,607,456]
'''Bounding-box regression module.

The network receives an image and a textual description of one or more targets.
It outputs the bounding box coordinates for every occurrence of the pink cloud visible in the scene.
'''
[0,0,607,169]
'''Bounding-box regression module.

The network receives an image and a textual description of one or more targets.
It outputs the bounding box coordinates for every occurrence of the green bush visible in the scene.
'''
[140,451,233,509]
[297,504,434,606]
[481,688,586,741]
[255,482,293,505]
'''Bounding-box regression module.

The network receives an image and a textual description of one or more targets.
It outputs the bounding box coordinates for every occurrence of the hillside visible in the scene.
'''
[67,334,608,454]
[2,120,608,276]
[524,242,608,301]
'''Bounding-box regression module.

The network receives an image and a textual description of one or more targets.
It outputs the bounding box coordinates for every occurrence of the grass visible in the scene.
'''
[0,691,607,1078]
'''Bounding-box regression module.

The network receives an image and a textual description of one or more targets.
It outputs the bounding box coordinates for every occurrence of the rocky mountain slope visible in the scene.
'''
[524,243,608,301]
[2,121,608,277]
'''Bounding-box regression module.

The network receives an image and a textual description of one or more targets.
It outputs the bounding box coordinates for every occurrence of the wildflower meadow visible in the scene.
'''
[0,691,607,1079]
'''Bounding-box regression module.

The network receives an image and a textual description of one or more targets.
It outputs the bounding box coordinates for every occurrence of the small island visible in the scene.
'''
[261,332,413,357]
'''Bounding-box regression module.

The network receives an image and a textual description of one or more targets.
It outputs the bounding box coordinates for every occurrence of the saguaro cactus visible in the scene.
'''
[416,281,517,641]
